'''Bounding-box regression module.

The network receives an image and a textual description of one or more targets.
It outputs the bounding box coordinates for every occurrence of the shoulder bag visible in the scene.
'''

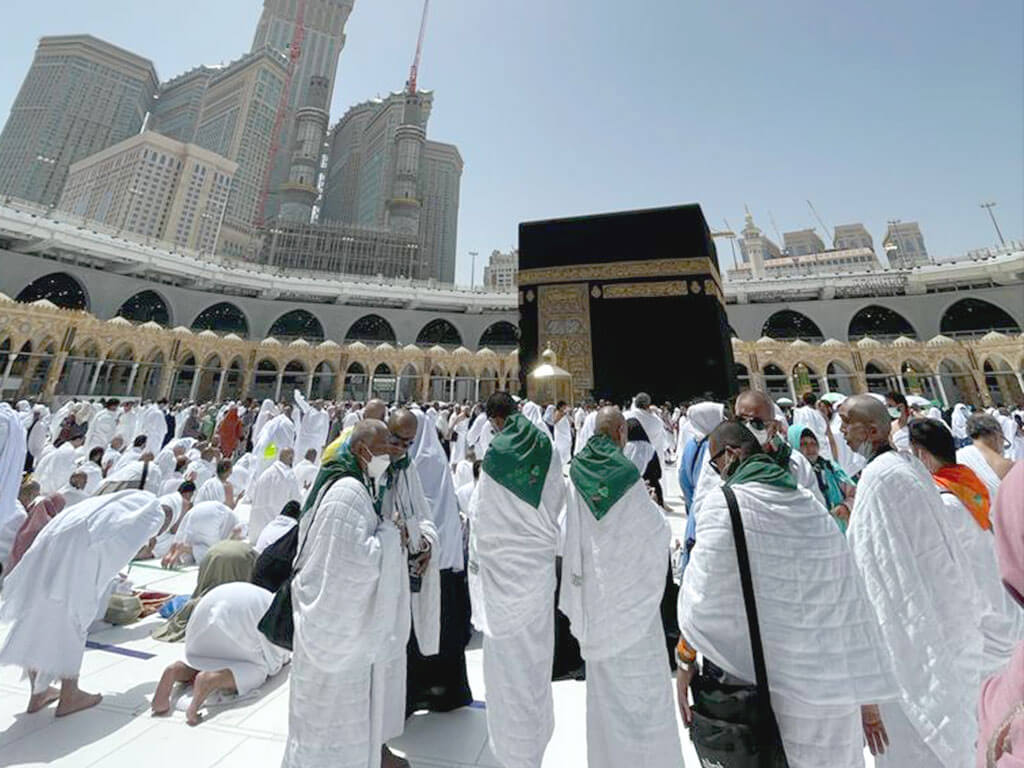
[689,485,788,768]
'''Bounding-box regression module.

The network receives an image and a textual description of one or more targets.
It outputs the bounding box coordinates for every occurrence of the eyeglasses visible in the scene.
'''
[738,416,767,431]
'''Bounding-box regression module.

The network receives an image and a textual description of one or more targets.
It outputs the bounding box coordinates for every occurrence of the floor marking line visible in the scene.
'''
[85,641,156,660]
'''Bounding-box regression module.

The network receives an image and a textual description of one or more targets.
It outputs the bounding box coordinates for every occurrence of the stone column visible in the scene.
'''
[305,371,314,399]
[787,376,798,404]
[88,356,106,395]
[420,372,430,403]
[474,377,481,402]
[215,369,227,403]
[274,370,284,402]
[189,367,201,401]
[125,363,140,396]
[43,352,68,402]
[896,376,907,395]
[819,374,830,394]
[0,353,16,394]
[158,361,176,401]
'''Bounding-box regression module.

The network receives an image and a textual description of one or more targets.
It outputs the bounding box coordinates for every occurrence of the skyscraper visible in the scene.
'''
[320,90,462,282]
[58,131,237,253]
[192,48,289,258]
[278,76,331,223]
[150,66,218,144]
[0,35,157,206]
[250,0,355,220]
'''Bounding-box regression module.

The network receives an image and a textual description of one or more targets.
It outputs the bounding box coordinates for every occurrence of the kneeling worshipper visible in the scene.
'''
[34,434,83,495]
[57,470,91,508]
[0,491,167,716]
[403,408,472,714]
[146,482,196,560]
[840,394,985,767]
[153,539,255,642]
[151,581,289,725]
[283,420,410,768]
[160,500,241,568]
[96,457,163,496]
[468,392,566,768]
[787,425,856,532]
[0,403,28,581]
[678,421,897,768]
[908,418,1024,676]
[561,407,682,768]
[978,461,1024,766]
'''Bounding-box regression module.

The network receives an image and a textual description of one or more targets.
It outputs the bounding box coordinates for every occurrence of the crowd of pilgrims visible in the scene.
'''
[0,386,1022,768]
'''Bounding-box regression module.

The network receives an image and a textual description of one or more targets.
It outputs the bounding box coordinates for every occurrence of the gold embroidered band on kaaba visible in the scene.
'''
[517,256,721,290]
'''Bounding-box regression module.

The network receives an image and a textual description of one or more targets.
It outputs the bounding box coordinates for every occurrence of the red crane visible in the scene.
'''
[406,0,431,95]
[256,0,306,228]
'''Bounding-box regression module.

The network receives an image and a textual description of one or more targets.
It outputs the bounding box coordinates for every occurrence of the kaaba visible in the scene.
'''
[517,204,736,405]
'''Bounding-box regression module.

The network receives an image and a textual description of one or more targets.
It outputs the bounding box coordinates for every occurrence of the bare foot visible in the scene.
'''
[55,690,102,717]
[26,686,60,714]
[186,671,224,726]
[381,745,411,768]
[151,667,178,716]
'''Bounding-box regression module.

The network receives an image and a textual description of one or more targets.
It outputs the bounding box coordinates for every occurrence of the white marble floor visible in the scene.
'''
[0,463,874,767]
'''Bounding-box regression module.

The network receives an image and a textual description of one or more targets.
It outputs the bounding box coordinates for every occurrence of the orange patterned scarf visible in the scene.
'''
[934,464,991,531]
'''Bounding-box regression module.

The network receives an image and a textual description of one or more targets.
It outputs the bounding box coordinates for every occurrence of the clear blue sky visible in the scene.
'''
[2,0,1022,283]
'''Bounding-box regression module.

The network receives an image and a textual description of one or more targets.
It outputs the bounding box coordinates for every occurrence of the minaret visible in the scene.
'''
[741,208,766,279]
[386,0,431,238]
[278,75,330,223]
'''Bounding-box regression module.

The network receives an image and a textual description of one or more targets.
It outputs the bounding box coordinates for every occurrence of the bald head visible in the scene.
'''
[838,394,891,453]
[594,406,627,448]
[364,399,388,422]
[349,419,390,470]
[735,390,775,422]
[387,408,419,459]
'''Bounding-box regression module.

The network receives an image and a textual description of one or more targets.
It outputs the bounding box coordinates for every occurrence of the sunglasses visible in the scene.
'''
[738,416,767,431]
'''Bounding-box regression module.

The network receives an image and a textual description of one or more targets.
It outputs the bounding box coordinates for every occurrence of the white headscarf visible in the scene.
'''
[410,409,464,572]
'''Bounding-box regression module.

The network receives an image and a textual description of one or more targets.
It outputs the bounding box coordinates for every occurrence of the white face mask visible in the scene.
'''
[748,427,770,447]
[365,452,391,481]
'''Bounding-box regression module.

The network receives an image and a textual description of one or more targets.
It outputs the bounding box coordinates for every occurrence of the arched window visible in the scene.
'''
[192,302,249,337]
[761,310,823,340]
[117,290,171,326]
[761,363,789,399]
[478,321,519,349]
[416,319,463,347]
[848,305,917,340]
[16,272,88,311]
[940,298,1020,336]
[269,309,325,342]
[345,315,397,344]
[733,362,750,392]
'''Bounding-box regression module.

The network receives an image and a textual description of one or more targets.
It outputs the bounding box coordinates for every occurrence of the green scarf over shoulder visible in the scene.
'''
[724,452,798,491]
[482,412,552,509]
[570,434,641,520]
[302,446,373,516]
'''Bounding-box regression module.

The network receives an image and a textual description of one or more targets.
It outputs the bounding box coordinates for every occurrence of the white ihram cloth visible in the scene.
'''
[792,404,833,460]
[152,492,186,558]
[112,447,143,474]
[937,489,1024,676]
[521,403,548,435]
[251,399,278,445]
[681,481,897,768]
[574,411,597,456]
[115,408,140,443]
[140,406,168,455]
[466,412,494,459]
[84,409,116,450]
[468,448,566,768]
[34,442,78,494]
[292,391,329,462]
[624,402,669,467]
[552,415,572,467]
[410,409,464,572]
[453,459,474,491]
[0,491,164,682]
[561,474,682,768]
[253,514,296,554]
[951,404,970,440]
[195,477,229,505]
[248,415,295,495]
[184,582,289,695]
[997,413,1017,458]
[97,460,163,496]
[292,459,318,496]
[624,440,655,475]
[175,501,240,564]
[956,444,1003,502]
[0,404,28,575]
[56,485,90,508]
[283,476,404,768]
[449,415,469,466]
[26,406,50,463]
[247,462,300,545]
[847,451,984,768]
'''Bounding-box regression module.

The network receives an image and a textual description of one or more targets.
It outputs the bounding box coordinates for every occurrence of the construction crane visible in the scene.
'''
[406,0,431,95]
[711,220,739,269]
[256,0,306,227]
[807,199,833,245]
